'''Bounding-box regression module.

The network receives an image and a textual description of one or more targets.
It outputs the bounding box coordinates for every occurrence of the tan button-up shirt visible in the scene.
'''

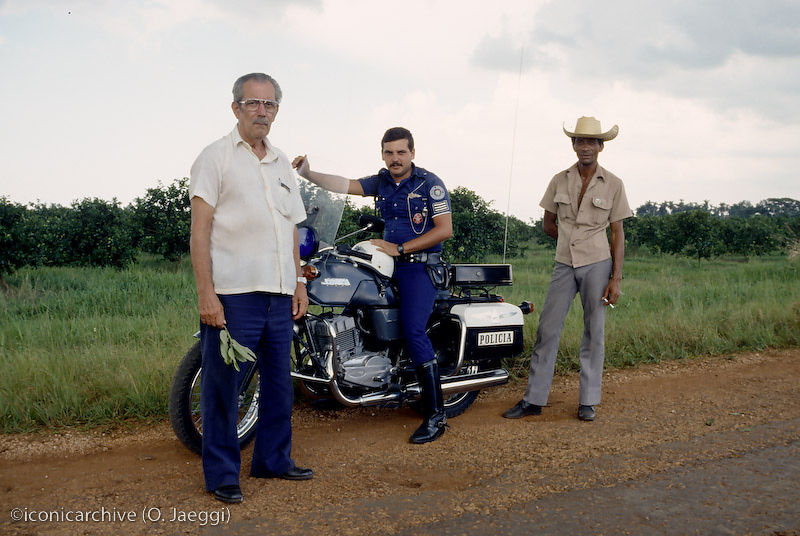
[540,163,632,268]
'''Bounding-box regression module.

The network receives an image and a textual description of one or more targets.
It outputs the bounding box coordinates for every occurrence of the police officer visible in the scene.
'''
[292,127,453,444]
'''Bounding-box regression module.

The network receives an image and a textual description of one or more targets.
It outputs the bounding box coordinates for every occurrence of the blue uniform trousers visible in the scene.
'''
[523,259,612,407]
[199,292,295,492]
[394,262,437,366]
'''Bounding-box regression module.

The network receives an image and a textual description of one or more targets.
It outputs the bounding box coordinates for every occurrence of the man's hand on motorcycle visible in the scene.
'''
[370,238,400,256]
[293,284,309,319]
[199,293,226,328]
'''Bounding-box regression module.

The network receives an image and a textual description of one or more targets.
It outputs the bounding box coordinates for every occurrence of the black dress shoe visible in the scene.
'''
[213,484,242,503]
[578,405,596,421]
[278,466,313,481]
[503,400,543,419]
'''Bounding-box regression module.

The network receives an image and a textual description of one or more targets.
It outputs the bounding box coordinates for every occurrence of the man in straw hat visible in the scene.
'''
[503,116,632,422]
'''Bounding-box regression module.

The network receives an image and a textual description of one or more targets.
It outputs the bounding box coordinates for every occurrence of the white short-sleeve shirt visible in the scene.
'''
[189,126,306,295]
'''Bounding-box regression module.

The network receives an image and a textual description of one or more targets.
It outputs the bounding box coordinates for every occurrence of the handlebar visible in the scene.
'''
[336,244,373,261]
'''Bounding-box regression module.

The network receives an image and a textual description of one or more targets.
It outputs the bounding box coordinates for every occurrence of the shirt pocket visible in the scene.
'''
[375,196,389,217]
[409,197,428,228]
[590,197,612,224]
[270,178,295,217]
[553,192,572,221]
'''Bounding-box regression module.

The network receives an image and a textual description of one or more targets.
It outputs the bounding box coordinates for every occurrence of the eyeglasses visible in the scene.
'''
[239,98,279,113]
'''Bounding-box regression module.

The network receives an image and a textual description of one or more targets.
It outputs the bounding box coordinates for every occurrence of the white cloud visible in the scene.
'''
[473,1,800,120]
[0,0,797,221]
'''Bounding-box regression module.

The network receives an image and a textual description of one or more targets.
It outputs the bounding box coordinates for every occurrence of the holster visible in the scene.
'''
[425,255,451,291]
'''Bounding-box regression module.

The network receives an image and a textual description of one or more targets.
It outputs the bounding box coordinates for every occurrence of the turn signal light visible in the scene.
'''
[302,264,319,281]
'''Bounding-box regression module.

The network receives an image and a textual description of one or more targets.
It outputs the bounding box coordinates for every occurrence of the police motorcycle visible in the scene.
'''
[169,184,532,454]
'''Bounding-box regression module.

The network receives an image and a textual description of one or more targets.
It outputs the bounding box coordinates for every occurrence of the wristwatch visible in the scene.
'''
[297,276,308,285]
[396,243,405,255]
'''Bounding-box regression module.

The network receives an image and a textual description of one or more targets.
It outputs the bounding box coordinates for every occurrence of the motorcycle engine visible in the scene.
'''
[312,315,392,390]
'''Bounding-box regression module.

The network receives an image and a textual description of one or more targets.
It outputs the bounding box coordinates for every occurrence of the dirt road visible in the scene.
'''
[2,348,799,535]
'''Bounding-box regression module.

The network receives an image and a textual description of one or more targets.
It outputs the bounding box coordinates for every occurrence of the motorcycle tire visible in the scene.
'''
[412,389,480,419]
[168,341,260,455]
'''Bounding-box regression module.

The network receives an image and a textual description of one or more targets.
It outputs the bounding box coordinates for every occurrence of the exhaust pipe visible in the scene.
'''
[329,368,509,407]
[330,382,401,407]
[441,369,509,396]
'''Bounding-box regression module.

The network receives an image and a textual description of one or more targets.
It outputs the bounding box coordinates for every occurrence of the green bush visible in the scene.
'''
[128,178,190,261]
[65,198,136,267]
[19,199,135,268]
[0,197,27,281]
[446,187,534,262]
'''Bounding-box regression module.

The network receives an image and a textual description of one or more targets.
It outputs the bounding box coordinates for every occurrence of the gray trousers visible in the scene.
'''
[523,259,612,406]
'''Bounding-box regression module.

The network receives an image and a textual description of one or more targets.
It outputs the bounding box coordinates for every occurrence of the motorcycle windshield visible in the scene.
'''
[298,179,346,249]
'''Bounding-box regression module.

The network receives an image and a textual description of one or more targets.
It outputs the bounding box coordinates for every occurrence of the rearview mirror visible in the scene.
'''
[358,214,385,234]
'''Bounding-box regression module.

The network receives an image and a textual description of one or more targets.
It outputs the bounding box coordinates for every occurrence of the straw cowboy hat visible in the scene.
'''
[562,116,619,141]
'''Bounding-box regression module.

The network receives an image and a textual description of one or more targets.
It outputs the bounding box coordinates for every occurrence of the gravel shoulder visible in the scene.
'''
[1,348,799,535]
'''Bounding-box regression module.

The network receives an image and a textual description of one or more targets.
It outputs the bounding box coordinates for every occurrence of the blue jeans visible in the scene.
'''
[199,292,295,491]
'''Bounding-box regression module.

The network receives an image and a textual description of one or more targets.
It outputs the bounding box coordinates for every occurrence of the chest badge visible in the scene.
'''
[413,212,424,224]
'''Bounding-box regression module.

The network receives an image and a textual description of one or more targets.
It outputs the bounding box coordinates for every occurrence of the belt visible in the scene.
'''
[398,252,441,264]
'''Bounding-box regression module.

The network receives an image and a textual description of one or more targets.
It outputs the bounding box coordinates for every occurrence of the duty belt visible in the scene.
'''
[398,252,441,264]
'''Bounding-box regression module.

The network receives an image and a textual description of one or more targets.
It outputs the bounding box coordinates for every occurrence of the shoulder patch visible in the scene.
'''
[430,185,445,201]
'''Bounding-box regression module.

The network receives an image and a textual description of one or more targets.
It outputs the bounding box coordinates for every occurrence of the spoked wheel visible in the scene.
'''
[441,365,481,418]
[168,341,260,455]
[292,317,331,400]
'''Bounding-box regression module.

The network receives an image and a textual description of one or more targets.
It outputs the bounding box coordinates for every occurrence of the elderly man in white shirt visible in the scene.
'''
[189,72,312,504]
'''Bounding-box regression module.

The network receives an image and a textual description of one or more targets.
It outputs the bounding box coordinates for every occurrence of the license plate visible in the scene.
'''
[477,331,514,346]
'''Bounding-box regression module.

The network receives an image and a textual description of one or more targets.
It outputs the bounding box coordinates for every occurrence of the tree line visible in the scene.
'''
[626,199,800,260]
[531,198,800,261]
[0,179,535,280]
[2,180,797,281]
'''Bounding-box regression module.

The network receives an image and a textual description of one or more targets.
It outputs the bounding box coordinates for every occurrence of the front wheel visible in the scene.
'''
[168,341,260,455]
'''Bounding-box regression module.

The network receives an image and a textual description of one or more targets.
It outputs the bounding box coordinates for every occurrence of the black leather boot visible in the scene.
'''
[409,360,447,444]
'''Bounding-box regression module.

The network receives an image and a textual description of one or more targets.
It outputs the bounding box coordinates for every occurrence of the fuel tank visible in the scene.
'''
[306,257,396,307]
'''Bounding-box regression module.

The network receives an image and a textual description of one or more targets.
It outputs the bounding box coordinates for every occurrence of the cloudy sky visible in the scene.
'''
[1,0,799,222]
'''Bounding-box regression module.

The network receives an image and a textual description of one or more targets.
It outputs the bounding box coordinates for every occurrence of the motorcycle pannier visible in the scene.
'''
[449,302,524,361]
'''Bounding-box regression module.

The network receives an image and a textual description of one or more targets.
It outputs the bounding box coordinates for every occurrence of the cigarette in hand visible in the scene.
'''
[602,297,615,309]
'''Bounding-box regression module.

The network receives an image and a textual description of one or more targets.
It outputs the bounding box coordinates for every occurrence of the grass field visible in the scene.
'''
[1,248,798,433]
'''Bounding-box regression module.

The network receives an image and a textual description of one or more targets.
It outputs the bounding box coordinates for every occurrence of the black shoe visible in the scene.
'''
[278,466,314,481]
[578,405,596,421]
[410,414,447,444]
[213,484,242,503]
[503,400,543,419]
[409,360,447,444]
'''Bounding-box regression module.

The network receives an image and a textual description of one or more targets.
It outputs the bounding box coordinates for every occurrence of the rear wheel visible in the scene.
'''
[411,319,481,419]
[442,391,480,418]
[168,341,260,455]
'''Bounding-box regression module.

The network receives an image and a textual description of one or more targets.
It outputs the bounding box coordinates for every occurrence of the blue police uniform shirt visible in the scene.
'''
[358,165,451,253]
